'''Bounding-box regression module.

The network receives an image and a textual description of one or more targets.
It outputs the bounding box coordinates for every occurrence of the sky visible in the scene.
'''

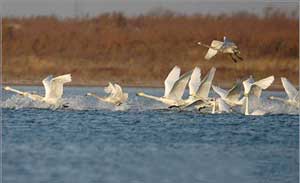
[1,0,299,17]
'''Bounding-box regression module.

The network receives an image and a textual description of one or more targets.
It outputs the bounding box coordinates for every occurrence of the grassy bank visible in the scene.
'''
[3,9,299,89]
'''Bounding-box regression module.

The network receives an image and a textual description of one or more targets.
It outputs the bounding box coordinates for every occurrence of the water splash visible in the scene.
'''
[1,94,298,115]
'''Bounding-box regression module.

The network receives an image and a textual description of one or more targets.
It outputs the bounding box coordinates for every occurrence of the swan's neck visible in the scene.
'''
[87,93,106,102]
[270,96,285,102]
[211,100,216,114]
[137,93,162,102]
[245,96,249,115]
[4,86,44,102]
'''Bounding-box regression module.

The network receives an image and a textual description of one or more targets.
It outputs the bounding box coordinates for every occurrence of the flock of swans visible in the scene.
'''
[3,37,299,115]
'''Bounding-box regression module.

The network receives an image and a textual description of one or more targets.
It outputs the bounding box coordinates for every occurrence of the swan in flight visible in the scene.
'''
[86,82,128,106]
[242,75,274,115]
[212,80,244,107]
[4,74,72,108]
[137,66,194,108]
[184,67,218,112]
[269,77,299,108]
[197,36,243,63]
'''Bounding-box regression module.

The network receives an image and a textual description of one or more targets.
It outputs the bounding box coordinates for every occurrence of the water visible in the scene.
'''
[2,86,299,183]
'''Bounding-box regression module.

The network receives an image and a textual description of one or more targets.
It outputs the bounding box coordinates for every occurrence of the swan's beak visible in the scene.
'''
[136,92,143,96]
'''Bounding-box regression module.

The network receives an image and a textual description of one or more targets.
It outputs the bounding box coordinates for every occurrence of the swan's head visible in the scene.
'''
[197,42,202,45]
[269,96,274,100]
[4,86,11,91]
[136,92,145,97]
[86,92,93,96]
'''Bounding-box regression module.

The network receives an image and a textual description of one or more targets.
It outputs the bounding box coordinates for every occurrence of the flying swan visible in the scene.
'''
[4,74,72,108]
[184,67,218,112]
[242,75,274,115]
[136,66,195,108]
[86,82,128,106]
[197,36,243,63]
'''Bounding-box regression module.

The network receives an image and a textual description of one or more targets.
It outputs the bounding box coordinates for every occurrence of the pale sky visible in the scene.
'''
[1,0,298,17]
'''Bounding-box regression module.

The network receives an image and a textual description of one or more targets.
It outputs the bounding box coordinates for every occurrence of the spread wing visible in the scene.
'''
[167,70,193,100]
[196,67,216,99]
[254,76,274,90]
[281,77,298,100]
[226,81,243,102]
[212,85,228,99]
[113,83,125,98]
[164,66,181,97]
[104,82,115,94]
[205,40,223,60]
[188,67,201,96]
[46,74,72,99]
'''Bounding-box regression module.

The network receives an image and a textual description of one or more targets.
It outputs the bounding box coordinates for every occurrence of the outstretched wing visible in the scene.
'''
[188,67,201,96]
[167,70,193,100]
[196,67,216,99]
[212,85,228,99]
[104,82,115,94]
[113,83,125,98]
[42,75,53,98]
[204,40,223,60]
[281,77,298,100]
[47,74,72,99]
[254,76,274,90]
[226,81,243,102]
[164,66,181,97]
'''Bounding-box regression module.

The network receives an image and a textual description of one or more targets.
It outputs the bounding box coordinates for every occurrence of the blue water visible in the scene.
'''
[2,86,299,183]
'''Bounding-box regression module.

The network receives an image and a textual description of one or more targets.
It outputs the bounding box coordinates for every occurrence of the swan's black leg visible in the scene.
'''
[230,54,238,63]
[235,52,244,61]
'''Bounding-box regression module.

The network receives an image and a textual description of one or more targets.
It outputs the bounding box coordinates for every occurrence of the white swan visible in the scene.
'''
[136,66,193,107]
[86,82,128,106]
[198,36,243,63]
[212,80,244,107]
[184,67,217,111]
[242,75,274,115]
[4,74,72,108]
[269,77,299,108]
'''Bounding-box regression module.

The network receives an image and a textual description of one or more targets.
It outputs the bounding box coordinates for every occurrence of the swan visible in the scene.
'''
[197,36,243,63]
[242,75,274,115]
[269,77,299,108]
[212,80,244,107]
[184,67,218,111]
[86,82,128,106]
[4,74,72,108]
[136,66,194,108]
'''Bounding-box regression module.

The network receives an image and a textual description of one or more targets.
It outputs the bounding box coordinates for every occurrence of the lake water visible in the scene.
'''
[2,86,299,183]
